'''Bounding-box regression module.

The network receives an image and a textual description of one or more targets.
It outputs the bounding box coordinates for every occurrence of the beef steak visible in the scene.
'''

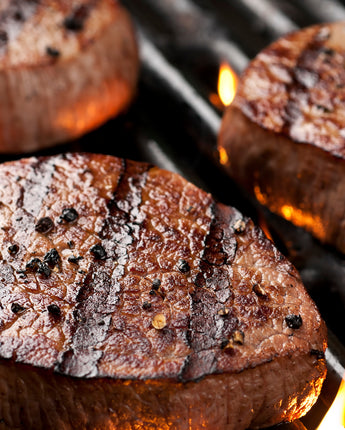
[0,0,138,153]
[219,21,345,253]
[0,153,326,429]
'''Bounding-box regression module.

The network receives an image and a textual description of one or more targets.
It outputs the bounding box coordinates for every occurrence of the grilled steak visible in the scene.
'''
[0,0,138,153]
[219,21,345,254]
[0,153,326,429]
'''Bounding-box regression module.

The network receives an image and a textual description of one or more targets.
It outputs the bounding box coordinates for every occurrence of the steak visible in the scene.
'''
[0,0,138,153]
[219,21,345,254]
[0,153,326,429]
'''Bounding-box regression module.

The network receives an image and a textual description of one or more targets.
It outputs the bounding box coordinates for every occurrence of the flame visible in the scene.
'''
[217,63,238,166]
[254,185,269,206]
[317,377,345,429]
[218,146,229,166]
[218,63,238,107]
[253,185,326,241]
[279,204,325,240]
[257,211,273,242]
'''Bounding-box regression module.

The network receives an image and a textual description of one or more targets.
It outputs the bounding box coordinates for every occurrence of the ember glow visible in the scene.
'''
[317,377,345,429]
[218,62,238,106]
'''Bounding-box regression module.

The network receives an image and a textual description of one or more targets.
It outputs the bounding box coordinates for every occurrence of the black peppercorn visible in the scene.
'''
[177,259,190,273]
[68,255,83,264]
[11,303,25,314]
[35,217,54,234]
[44,248,61,268]
[151,279,161,290]
[8,244,19,255]
[60,208,78,223]
[285,314,303,329]
[26,258,51,277]
[142,301,152,310]
[90,244,107,260]
[46,46,60,57]
[63,15,84,31]
[47,304,61,317]
[13,11,23,21]
[26,258,41,271]
[37,262,51,277]
[63,5,88,32]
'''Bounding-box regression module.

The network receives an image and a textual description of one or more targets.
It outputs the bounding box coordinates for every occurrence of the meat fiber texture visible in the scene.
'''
[0,0,138,153]
[219,21,345,254]
[0,153,326,429]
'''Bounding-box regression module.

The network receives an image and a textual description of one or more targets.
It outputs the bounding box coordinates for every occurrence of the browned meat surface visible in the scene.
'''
[0,153,326,429]
[219,21,345,254]
[0,0,138,153]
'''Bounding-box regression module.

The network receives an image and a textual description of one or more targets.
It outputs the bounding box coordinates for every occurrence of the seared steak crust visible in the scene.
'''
[0,0,138,153]
[0,153,326,429]
[219,21,345,253]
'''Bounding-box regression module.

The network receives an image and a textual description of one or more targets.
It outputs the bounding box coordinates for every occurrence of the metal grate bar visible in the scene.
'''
[232,0,298,37]
[140,139,184,176]
[212,38,249,73]
[302,0,345,22]
[132,0,250,72]
[140,31,221,136]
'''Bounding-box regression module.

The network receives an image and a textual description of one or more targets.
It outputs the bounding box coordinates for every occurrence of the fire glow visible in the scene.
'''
[317,377,345,429]
[218,62,238,107]
[216,62,238,166]
[253,185,326,242]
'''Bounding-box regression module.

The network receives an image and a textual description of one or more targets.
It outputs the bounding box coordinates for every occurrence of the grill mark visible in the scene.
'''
[63,0,98,33]
[282,30,331,136]
[180,203,238,381]
[56,160,152,378]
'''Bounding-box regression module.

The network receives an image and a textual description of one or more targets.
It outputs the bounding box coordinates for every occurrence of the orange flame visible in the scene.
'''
[253,185,326,242]
[257,211,273,242]
[215,63,238,166]
[317,377,345,429]
[218,62,238,107]
[218,146,229,166]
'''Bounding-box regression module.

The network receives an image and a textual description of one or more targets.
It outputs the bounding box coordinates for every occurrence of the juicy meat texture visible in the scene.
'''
[219,21,345,253]
[0,153,326,429]
[0,0,138,153]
